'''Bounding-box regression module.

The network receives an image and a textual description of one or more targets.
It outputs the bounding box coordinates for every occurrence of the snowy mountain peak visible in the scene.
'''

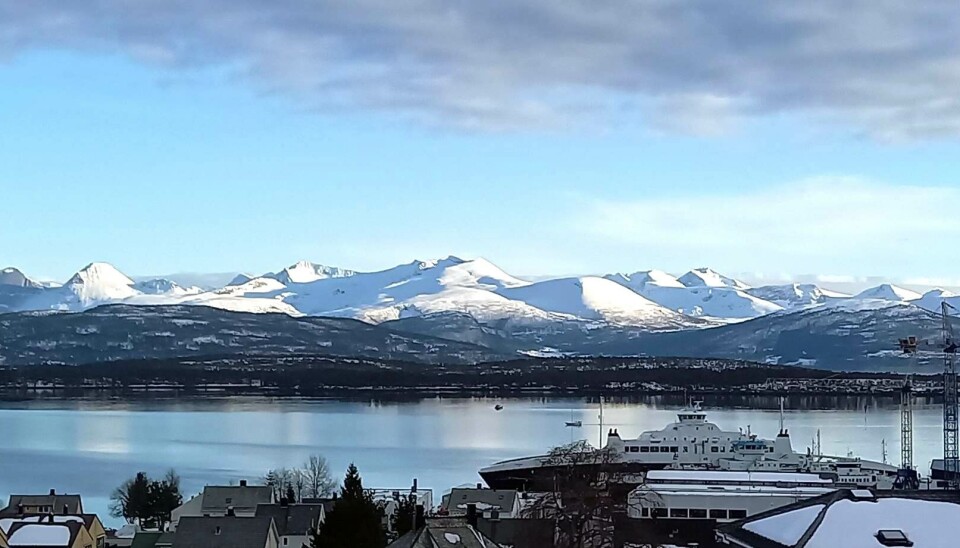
[273,261,355,285]
[133,278,202,296]
[678,268,749,289]
[228,273,254,286]
[609,269,684,289]
[68,262,135,288]
[853,283,921,302]
[0,267,41,288]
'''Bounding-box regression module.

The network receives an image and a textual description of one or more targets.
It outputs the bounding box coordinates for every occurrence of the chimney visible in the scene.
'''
[17,503,24,516]
[226,506,235,517]
[239,480,247,487]
[49,489,56,496]
[63,504,69,515]
[466,504,477,528]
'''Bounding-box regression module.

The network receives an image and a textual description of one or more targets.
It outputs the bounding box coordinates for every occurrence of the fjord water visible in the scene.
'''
[0,396,946,523]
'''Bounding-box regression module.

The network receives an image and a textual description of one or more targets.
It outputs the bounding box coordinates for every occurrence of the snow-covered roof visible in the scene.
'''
[719,489,960,548]
[7,523,74,547]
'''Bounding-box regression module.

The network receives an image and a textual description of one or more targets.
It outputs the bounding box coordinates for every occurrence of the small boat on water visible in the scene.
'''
[565,420,583,427]
[494,404,503,411]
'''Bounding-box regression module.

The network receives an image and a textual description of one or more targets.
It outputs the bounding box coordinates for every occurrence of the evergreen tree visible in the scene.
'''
[110,470,182,530]
[391,495,417,539]
[311,464,385,548]
[285,483,298,504]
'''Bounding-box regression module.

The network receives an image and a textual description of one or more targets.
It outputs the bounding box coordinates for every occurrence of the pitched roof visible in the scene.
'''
[172,516,276,548]
[717,489,960,548]
[254,504,323,536]
[1,495,82,516]
[130,531,175,548]
[388,518,501,548]
[6,520,82,548]
[0,515,88,536]
[199,486,274,513]
[442,490,517,514]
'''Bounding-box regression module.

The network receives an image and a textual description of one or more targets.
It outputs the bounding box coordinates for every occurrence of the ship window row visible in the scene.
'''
[627,446,680,453]
[640,507,747,520]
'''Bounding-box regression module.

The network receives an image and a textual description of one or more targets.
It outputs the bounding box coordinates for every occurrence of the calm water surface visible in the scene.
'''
[0,396,947,524]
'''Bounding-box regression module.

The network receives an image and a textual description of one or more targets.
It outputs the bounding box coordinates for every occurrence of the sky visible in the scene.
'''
[2,1,960,285]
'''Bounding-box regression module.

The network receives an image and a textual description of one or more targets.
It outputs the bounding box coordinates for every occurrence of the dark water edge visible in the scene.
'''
[0,387,935,411]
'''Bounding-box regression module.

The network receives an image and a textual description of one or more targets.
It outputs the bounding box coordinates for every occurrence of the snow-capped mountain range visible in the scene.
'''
[0,258,954,330]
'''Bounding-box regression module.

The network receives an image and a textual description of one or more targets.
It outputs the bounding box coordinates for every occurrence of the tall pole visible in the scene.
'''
[598,396,604,448]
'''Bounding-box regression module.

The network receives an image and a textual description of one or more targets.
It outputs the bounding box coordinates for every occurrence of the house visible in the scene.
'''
[716,488,960,547]
[171,516,278,548]
[440,487,519,519]
[254,503,324,548]
[5,518,98,548]
[0,491,83,516]
[370,489,434,538]
[0,514,106,548]
[387,517,502,548]
[170,481,274,529]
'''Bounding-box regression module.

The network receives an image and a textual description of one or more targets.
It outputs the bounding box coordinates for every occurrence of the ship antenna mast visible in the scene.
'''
[779,396,785,434]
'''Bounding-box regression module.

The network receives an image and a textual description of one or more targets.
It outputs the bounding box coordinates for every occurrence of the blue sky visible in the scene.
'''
[2,2,960,284]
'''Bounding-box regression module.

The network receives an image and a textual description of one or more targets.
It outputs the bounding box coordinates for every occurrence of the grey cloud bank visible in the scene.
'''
[2,0,960,136]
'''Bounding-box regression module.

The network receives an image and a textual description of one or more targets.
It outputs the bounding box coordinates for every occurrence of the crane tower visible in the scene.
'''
[942,302,959,487]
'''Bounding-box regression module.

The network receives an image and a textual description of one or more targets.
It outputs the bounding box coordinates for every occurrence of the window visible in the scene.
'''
[670,446,678,452]
[711,446,719,453]
[652,508,667,518]
[640,507,649,517]
[283,539,289,546]
[669,508,688,518]
[768,447,774,452]
[683,447,688,452]
[630,446,639,453]
[640,446,650,453]
[215,526,222,536]
[225,497,233,504]
[690,509,707,519]
[876,529,913,547]
[709,509,727,519]
[729,510,747,519]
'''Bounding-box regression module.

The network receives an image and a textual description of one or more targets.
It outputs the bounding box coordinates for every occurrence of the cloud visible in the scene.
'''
[2,1,960,136]
[582,176,960,274]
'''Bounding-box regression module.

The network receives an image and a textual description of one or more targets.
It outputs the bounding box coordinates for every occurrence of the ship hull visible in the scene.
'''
[479,459,669,491]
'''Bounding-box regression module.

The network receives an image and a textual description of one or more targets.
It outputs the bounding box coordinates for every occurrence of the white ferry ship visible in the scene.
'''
[479,403,896,490]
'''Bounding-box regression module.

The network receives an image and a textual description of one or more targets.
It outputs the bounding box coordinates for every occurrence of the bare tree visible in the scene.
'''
[520,440,660,548]
[302,454,337,498]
